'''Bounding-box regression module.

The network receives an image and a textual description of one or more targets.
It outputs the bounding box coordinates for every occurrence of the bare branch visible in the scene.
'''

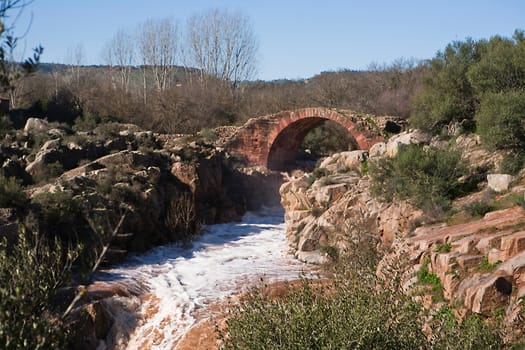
[184,9,258,91]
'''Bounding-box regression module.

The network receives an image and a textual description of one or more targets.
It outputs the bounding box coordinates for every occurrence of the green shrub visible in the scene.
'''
[73,111,100,132]
[360,160,369,175]
[63,133,89,148]
[0,229,79,349]
[33,161,64,184]
[410,30,525,136]
[415,257,444,302]
[429,306,503,349]
[417,258,441,286]
[410,39,479,133]
[465,200,495,218]
[476,90,525,155]
[31,190,80,229]
[108,183,140,205]
[200,128,218,142]
[220,262,426,349]
[312,167,330,179]
[310,206,324,217]
[219,241,506,349]
[500,152,525,175]
[477,255,501,272]
[135,132,159,152]
[93,122,126,141]
[29,131,51,153]
[370,144,467,213]
[435,242,452,253]
[0,115,13,139]
[320,245,339,261]
[0,174,28,208]
[29,190,91,266]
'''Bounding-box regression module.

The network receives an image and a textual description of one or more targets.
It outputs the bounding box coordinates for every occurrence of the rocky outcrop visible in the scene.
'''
[379,204,525,330]
[280,172,420,263]
[279,131,433,262]
[68,282,146,350]
[280,161,421,263]
[280,130,525,331]
[24,139,282,256]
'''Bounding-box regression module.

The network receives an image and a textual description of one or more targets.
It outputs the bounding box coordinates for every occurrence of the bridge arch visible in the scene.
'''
[226,107,386,170]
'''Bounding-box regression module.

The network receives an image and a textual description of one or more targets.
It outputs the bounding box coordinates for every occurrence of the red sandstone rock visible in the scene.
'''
[500,231,525,261]
[379,205,525,321]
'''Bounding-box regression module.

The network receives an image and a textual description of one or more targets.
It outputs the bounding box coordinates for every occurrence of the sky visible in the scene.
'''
[9,0,525,81]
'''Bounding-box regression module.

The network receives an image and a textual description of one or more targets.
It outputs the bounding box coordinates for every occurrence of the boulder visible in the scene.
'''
[340,150,368,170]
[385,130,431,157]
[47,127,71,138]
[319,150,367,173]
[41,138,61,152]
[487,174,514,192]
[459,273,513,316]
[379,206,525,320]
[23,117,49,134]
[24,153,46,175]
[369,142,386,158]
[295,250,329,265]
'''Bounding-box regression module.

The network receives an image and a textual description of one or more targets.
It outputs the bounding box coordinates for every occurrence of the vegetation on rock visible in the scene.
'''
[369,144,467,214]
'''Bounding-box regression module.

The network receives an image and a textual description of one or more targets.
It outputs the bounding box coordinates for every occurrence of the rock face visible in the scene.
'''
[380,205,525,324]
[24,141,283,255]
[279,131,435,262]
[280,152,421,263]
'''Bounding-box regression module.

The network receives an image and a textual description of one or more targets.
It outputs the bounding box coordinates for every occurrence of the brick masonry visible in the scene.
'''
[226,107,392,169]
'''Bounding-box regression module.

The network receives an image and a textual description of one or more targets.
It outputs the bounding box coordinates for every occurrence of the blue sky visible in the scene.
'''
[12,0,525,81]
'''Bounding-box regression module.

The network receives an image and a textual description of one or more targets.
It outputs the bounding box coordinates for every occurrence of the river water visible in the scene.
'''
[95,207,312,349]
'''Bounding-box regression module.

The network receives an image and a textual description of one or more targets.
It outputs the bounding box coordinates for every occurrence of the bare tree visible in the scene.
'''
[165,192,198,240]
[137,17,179,99]
[65,43,85,91]
[102,29,135,94]
[184,8,258,91]
[309,70,353,108]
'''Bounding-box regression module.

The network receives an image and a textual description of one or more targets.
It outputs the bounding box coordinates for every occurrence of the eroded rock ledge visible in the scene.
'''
[280,168,418,264]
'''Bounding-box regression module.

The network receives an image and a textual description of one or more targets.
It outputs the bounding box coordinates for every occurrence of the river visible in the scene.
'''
[95,207,313,349]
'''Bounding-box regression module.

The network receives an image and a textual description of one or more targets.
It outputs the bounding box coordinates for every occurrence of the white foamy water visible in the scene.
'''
[96,207,311,349]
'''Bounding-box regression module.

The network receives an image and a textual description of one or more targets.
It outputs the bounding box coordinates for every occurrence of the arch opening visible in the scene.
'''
[267,117,358,171]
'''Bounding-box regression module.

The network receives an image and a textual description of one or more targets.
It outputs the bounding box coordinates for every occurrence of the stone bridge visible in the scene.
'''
[225,107,402,170]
